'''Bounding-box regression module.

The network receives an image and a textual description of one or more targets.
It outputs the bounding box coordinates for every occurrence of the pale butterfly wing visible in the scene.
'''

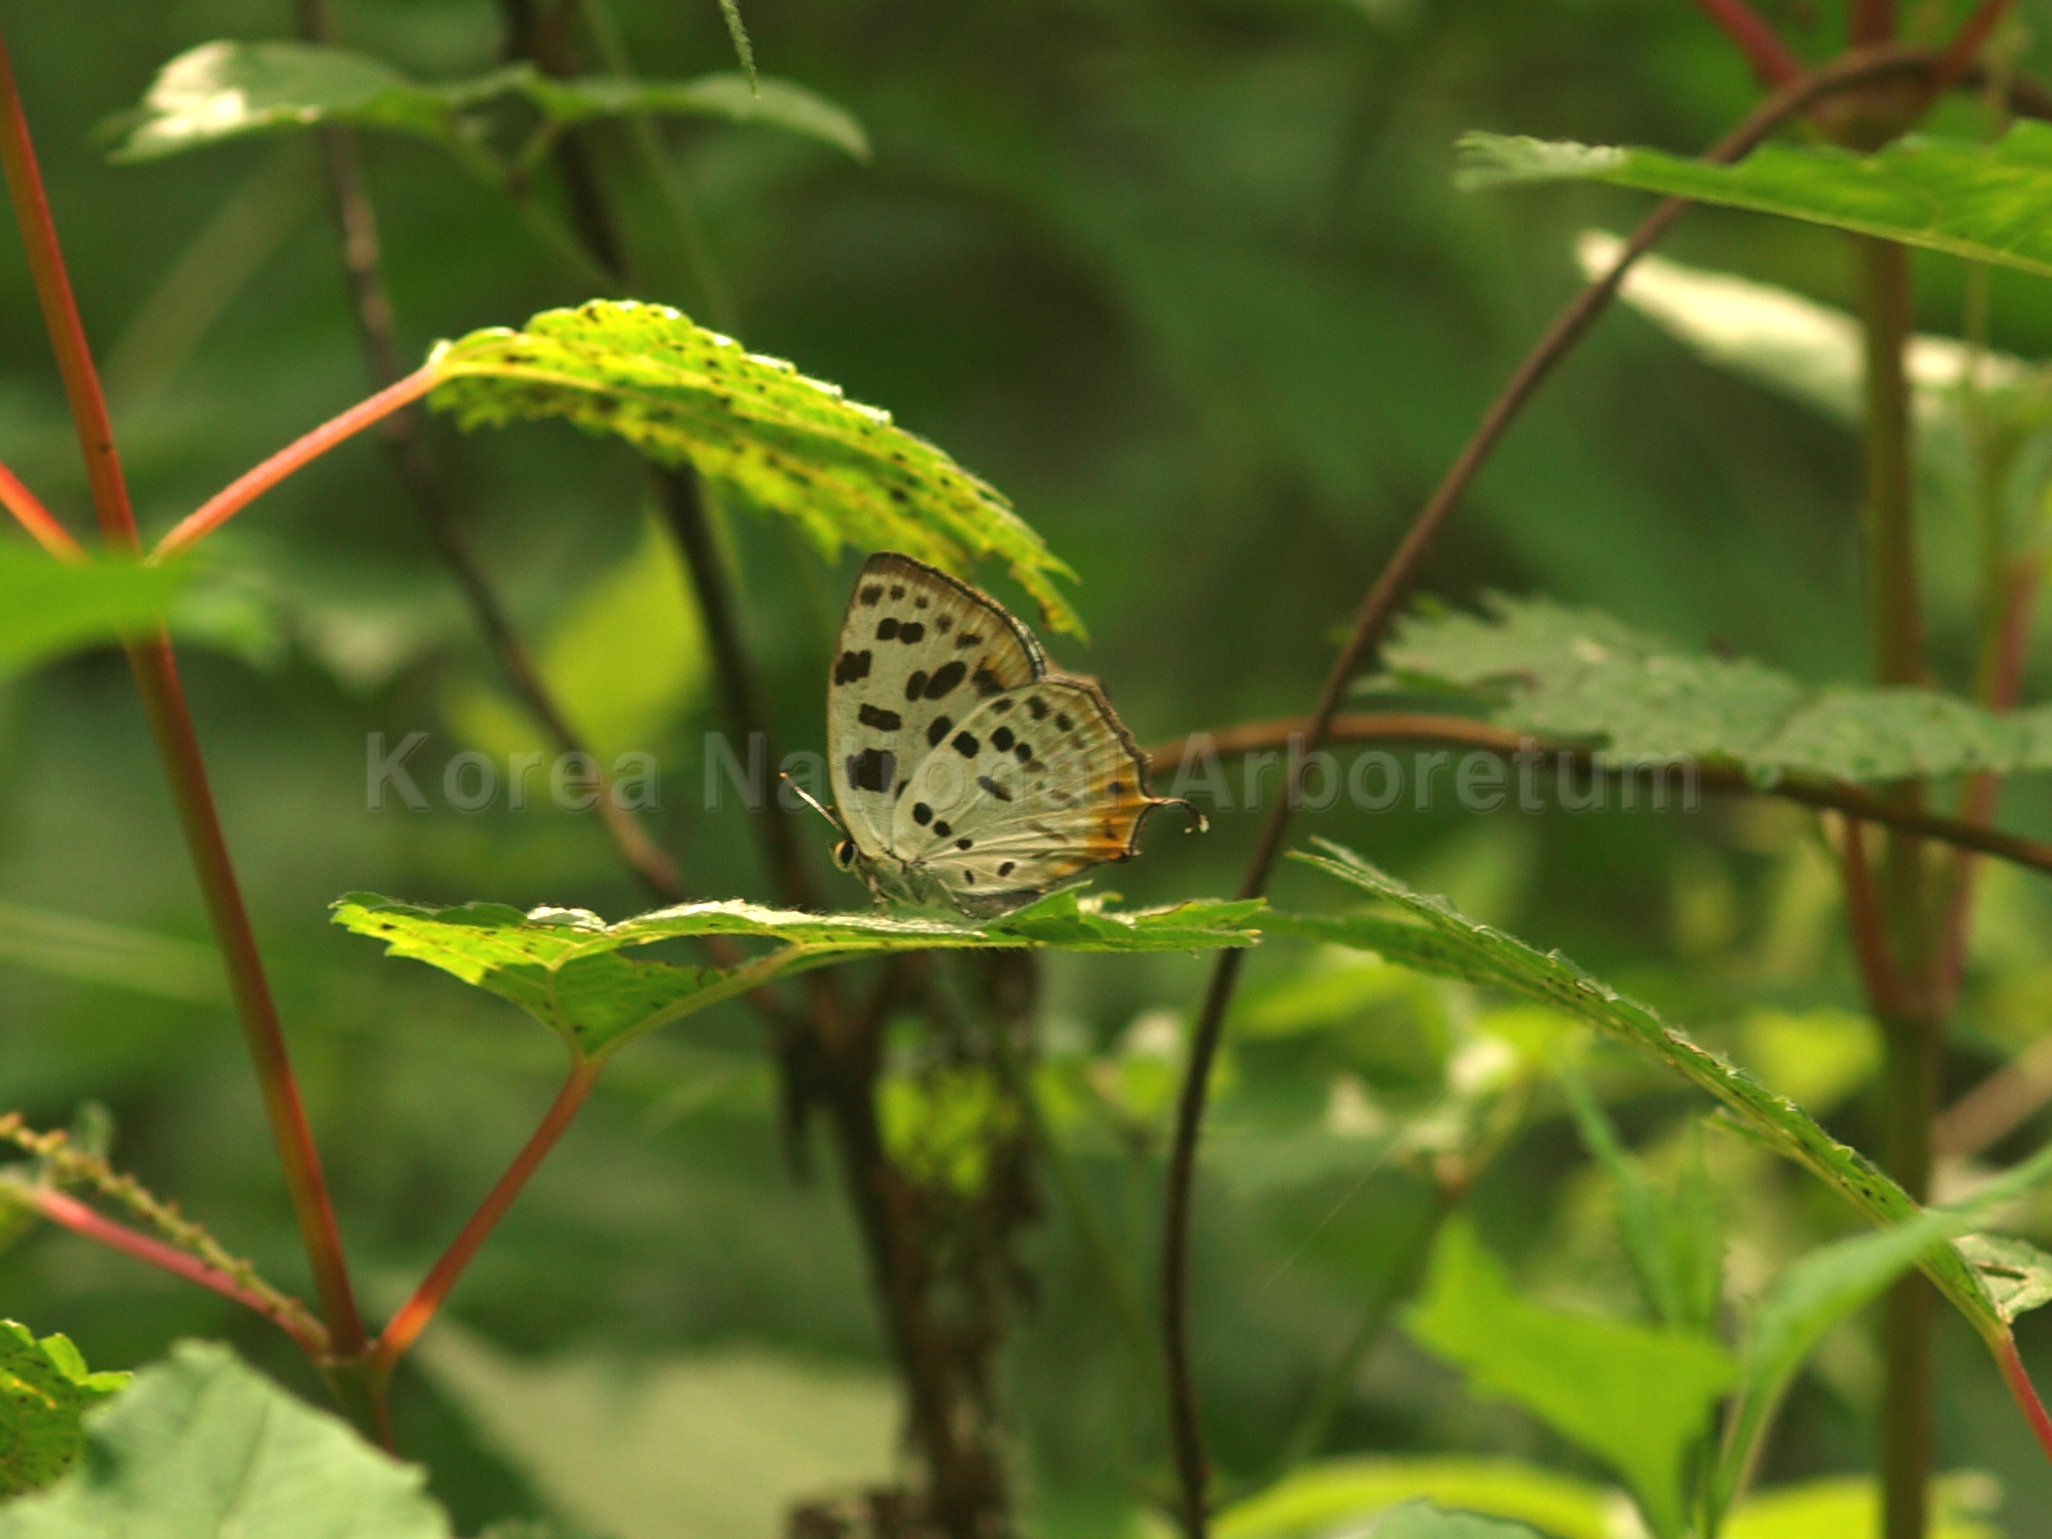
[889,675,1163,904]
[828,552,1042,866]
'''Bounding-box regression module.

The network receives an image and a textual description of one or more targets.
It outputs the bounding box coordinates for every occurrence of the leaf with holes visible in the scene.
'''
[0,1322,128,1497]
[333,889,1261,1059]
[426,301,1083,635]
[104,42,865,170]
[1273,841,2007,1344]
[1957,1233,2052,1324]
[1459,123,2052,280]
[1371,592,2052,785]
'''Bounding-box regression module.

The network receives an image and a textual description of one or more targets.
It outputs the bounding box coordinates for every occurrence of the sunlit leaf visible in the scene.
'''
[1213,1456,1617,1539]
[1721,1474,2001,1539]
[1460,123,2052,280]
[427,301,1084,635]
[1364,1504,1545,1539]
[0,1340,448,1538]
[1373,591,2052,785]
[0,547,183,680]
[443,511,707,760]
[104,42,866,169]
[0,1322,128,1497]
[333,889,1261,1059]
[1275,842,2007,1341]
[1707,1139,2052,1529]
[1405,1216,1735,1538]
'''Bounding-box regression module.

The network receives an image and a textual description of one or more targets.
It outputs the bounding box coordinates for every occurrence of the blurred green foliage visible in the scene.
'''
[10,0,2052,1536]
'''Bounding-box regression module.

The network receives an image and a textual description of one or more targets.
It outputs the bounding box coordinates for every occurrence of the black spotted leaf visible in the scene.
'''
[0,1322,127,1498]
[427,302,1083,635]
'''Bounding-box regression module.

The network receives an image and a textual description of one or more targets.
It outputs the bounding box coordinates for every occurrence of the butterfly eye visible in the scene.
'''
[833,838,858,870]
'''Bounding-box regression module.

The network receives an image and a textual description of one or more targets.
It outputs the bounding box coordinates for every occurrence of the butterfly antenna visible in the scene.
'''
[781,772,844,832]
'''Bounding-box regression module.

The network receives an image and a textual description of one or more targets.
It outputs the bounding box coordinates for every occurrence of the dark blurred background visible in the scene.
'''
[8,0,2052,1533]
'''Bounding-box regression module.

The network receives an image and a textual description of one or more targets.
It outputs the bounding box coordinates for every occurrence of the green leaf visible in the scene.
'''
[427,301,1083,636]
[1364,1504,1545,1539]
[0,1340,449,1538]
[1404,1216,1735,1539]
[1956,1233,2052,1323]
[1213,1456,1617,1539]
[0,547,183,680]
[443,512,707,760]
[1721,1474,2002,1539]
[105,42,866,169]
[1458,122,2052,281]
[0,1322,128,1497]
[0,900,224,1003]
[333,889,1261,1060]
[1560,1075,1722,1335]
[1708,1137,2052,1529]
[1373,591,2052,785]
[1275,842,2007,1344]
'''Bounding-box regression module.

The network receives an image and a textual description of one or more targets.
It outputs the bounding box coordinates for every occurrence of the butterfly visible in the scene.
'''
[825,552,1186,913]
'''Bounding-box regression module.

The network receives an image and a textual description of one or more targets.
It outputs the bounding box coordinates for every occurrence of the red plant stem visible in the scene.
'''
[1840,815,1915,1015]
[1689,0,1804,85]
[371,1057,602,1372]
[0,22,369,1368]
[1996,1334,2052,1465]
[17,1184,329,1356]
[0,458,82,561]
[153,365,440,560]
[1937,0,2019,94]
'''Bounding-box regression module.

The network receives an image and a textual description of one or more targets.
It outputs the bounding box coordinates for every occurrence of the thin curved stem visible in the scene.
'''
[7,1182,328,1355]
[0,458,82,561]
[153,366,440,560]
[372,1057,602,1372]
[1152,43,1972,1537]
[1687,0,1804,86]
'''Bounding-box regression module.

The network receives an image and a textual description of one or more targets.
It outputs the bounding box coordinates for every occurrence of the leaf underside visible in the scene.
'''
[427,300,1085,636]
[1460,122,2052,281]
[1374,591,2052,785]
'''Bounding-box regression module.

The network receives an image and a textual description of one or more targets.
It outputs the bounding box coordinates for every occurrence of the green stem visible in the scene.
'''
[1857,228,1938,1539]
[0,20,374,1400]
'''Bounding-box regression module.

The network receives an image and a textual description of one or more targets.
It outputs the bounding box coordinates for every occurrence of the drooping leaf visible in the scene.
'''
[0,547,183,680]
[333,889,1261,1059]
[1373,591,2052,785]
[1213,1456,1618,1539]
[1274,842,2006,1342]
[0,1322,128,1497]
[104,42,866,169]
[1458,122,2052,281]
[1364,1504,1545,1539]
[1956,1233,2052,1323]
[426,301,1083,635]
[1404,1216,1736,1539]
[1707,1138,2052,1529]
[0,1340,448,1538]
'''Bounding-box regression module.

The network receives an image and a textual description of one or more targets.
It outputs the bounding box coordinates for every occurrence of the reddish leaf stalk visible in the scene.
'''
[15,1183,329,1356]
[0,458,82,561]
[1688,0,1804,85]
[1937,0,2020,94]
[1997,1334,2052,1465]
[0,21,369,1371]
[371,1057,602,1372]
[154,365,441,560]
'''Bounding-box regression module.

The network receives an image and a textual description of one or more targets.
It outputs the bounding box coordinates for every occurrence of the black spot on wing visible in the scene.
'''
[991,727,1015,752]
[977,775,1013,802]
[956,837,973,850]
[845,749,895,792]
[1027,697,1048,721]
[905,670,930,700]
[1014,742,1033,764]
[834,650,872,685]
[927,715,953,748]
[934,820,953,838]
[924,660,966,699]
[956,632,982,650]
[972,665,1004,697]
[889,584,905,599]
[858,704,902,731]
[860,585,883,607]
[998,861,1015,877]
[877,618,900,640]
[953,732,979,757]
[900,622,926,644]
[913,802,932,825]
[1054,712,1073,731]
